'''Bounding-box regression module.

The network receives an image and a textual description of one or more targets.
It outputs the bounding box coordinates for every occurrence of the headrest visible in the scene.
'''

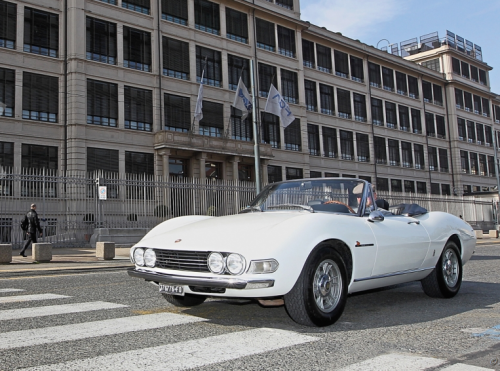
[352,183,364,195]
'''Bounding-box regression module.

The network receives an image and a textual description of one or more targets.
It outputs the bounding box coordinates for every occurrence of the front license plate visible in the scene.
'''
[159,284,184,296]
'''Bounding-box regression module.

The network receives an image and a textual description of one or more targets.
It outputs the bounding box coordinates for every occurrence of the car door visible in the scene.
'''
[368,215,431,276]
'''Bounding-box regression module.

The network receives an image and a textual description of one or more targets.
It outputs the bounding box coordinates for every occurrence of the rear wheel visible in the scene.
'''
[284,246,348,327]
[162,293,206,307]
[421,241,462,298]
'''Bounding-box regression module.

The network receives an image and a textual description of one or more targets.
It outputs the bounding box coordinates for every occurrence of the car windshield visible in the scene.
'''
[244,178,375,215]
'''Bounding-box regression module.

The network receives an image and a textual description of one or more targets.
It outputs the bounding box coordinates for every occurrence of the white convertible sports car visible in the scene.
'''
[128,178,476,327]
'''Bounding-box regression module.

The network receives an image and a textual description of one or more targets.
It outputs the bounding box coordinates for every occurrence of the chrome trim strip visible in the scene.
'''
[127,268,274,290]
[353,267,434,282]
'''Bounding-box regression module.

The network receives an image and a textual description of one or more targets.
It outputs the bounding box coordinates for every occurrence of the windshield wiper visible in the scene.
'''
[267,204,314,213]
[239,205,263,213]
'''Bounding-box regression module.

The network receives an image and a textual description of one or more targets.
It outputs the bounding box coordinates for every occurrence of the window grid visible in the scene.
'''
[24,7,59,58]
[163,36,190,80]
[281,69,298,104]
[337,88,351,119]
[123,26,151,72]
[0,1,16,49]
[356,133,369,162]
[261,112,280,149]
[164,93,190,132]
[199,101,223,137]
[231,107,253,141]
[277,25,295,58]
[194,0,220,35]
[307,124,320,156]
[161,0,188,25]
[86,17,117,65]
[317,44,332,73]
[284,119,301,151]
[319,84,334,115]
[322,127,337,158]
[86,79,117,127]
[226,8,248,44]
[0,67,15,117]
[304,80,317,112]
[340,130,354,160]
[23,72,58,123]
[122,0,150,14]
[196,46,222,87]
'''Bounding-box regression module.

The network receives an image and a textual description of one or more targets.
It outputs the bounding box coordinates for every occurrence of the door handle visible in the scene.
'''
[408,220,420,225]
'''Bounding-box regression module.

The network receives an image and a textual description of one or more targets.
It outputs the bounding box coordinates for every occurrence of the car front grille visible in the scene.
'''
[154,249,210,272]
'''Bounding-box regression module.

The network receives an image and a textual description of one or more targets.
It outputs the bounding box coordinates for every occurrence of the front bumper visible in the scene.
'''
[127,268,275,290]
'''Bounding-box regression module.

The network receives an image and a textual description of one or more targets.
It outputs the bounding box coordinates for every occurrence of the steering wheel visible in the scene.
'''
[324,200,356,214]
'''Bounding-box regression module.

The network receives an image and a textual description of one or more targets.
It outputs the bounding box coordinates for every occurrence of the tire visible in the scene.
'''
[421,241,462,298]
[284,246,348,327]
[162,293,206,307]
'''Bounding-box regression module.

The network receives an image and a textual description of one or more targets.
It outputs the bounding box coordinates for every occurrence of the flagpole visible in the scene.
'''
[250,59,261,194]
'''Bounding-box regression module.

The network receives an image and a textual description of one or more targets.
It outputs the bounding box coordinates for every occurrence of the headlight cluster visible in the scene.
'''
[208,252,246,275]
[247,259,279,274]
[132,248,156,268]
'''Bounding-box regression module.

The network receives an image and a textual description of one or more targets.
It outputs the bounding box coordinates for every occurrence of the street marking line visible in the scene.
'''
[0,294,70,304]
[0,301,128,321]
[0,312,206,350]
[441,364,494,370]
[0,289,25,293]
[338,353,446,370]
[20,328,318,370]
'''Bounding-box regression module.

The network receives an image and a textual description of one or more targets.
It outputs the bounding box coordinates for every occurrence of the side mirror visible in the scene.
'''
[368,210,385,223]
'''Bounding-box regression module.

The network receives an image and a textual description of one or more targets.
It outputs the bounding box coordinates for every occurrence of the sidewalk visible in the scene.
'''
[0,247,133,276]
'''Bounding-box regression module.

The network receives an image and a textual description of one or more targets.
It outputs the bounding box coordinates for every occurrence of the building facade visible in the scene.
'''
[0,0,499,195]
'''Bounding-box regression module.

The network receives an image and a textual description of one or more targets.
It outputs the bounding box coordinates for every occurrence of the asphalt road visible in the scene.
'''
[1,241,500,370]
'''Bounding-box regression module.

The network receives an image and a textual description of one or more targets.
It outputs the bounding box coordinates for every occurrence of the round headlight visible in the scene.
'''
[144,249,156,268]
[133,248,145,266]
[226,253,246,275]
[208,252,225,274]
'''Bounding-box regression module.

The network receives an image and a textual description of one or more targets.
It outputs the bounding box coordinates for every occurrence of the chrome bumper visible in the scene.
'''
[127,268,274,290]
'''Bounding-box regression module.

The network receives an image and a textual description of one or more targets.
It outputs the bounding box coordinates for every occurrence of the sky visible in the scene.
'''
[300,0,500,95]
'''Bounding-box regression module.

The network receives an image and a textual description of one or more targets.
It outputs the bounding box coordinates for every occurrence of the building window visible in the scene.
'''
[414,144,424,170]
[388,139,400,166]
[371,98,383,126]
[261,112,280,149]
[0,67,15,117]
[307,124,320,156]
[470,152,478,175]
[350,56,363,82]
[281,69,298,104]
[255,18,275,52]
[488,156,496,177]
[470,65,479,82]
[464,91,473,112]
[23,72,58,122]
[368,62,381,88]
[457,118,466,140]
[356,133,369,162]
[482,98,490,117]
[238,164,252,181]
[196,46,222,87]
[122,0,150,14]
[302,39,315,68]
[228,54,250,91]
[24,7,58,57]
[472,94,482,115]
[441,184,451,196]
[431,183,440,195]
[0,141,13,196]
[258,63,277,97]
[268,165,282,183]
[87,147,118,189]
[425,112,435,137]
[199,101,223,137]
[304,80,317,112]
[0,1,16,49]
[401,141,412,168]
[353,93,366,122]
[125,151,154,175]
[325,172,340,178]
[124,86,152,131]
[123,26,151,72]
[479,154,487,176]
[495,105,500,123]
[276,0,293,10]
[125,151,154,200]
[87,79,117,127]
[411,108,422,134]
[316,44,331,73]
[423,81,433,103]
[479,69,487,85]
[376,177,389,192]
[436,115,446,139]
[226,8,247,43]
[164,93,190,132]
[408,75,419,98]
[467,120,476,143]
[399,105,410,132]
[455,88,464,109]
[284,119,301,151]
[404,180,415,193]
[391,179,402,193]
[86,17,116,65]
[339,130,353,160]
[231,107,252,141]
[416,181,427,194]
[476,123,484,145]
[319,84,334,115]
[428,147,438,171]
[460,151,469,173]
[439,148,448,172]
[194,0,220,35]
[396,71,407,95]
[277,25,295,58]
[385,102,397,128]
[433,84,443,106]
[334,50,349,78]
[452,57,460,74]
[169,158,188,177]
[163,37,189,80]
[374,136,386,164]
[382,67,394,92]
[310,171,322,178]
[485,126,493,146]
[161,0,188,25]
[286,167,303,180]
[337,88,351,119]
[461,61,470,79]
[22,144,58,197]
[322,127,337,158]
[421,58,440,72]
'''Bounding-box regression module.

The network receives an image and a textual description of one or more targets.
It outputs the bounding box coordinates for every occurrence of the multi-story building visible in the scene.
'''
[0,0,499,196]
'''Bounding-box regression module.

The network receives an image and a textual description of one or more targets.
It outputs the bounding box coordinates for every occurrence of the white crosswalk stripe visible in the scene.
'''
[0,289,25,293]
[0,294,70,304]
[0,301,128,321]
[20,328,318,371]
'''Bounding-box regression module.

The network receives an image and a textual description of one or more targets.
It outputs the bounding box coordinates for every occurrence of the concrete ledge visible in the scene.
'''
[0,244,12,264]
[475,230,484,239]
[33,243,52,263]
[96,241,115,260]
[90,228,149,248]
[488,230,498,238]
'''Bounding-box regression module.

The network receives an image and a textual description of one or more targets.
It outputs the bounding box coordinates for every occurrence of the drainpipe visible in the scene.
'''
[366,56,377,185]
[421,75,433,189]
[443,83,456,194]
[64,0,68,173]
[157,0,163,131]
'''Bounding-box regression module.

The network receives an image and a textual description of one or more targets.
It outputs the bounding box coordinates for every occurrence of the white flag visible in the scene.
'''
[232,77,253,121]
[194,72,204,122]
[264,84,295,128]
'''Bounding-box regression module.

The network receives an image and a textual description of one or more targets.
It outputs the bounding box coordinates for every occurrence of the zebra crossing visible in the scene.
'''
[0,288,494,370]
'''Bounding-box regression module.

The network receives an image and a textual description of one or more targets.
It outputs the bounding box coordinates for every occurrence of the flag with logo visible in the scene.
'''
[194,71,204,122]
[264,84,295,128]
[232,77,253,121]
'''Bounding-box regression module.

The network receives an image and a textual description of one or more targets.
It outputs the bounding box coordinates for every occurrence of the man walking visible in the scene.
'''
[20,203,42,257]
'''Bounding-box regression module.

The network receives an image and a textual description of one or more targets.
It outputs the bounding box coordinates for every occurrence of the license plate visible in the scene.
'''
[159,284,184,296]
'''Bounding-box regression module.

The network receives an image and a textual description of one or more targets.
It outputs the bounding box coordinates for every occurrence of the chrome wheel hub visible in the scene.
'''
[313,259,342,313]
[442,248,459,287]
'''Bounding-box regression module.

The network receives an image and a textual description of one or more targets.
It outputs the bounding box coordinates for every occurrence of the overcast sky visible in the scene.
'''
[299,0,500,95]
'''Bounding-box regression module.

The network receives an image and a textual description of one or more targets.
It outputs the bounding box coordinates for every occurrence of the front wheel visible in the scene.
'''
[284,246,348,327]
[421,241,462,298]
[162,293,206,307]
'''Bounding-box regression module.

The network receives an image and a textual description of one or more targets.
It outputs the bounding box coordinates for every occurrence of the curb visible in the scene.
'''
[0,263,133,277]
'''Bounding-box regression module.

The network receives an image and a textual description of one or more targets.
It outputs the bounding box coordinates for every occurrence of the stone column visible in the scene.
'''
[158,149,171,178]
[229,156,240,180]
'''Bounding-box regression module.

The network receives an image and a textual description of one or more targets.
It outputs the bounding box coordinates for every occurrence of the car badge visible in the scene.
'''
[175,239,182,243]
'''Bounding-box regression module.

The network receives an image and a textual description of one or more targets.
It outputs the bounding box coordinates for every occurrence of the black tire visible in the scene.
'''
[162,293,206,307]
[421,241,462,298]
[284,246,348,327]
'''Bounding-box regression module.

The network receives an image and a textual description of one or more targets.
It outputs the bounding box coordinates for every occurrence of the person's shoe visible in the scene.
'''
[19,252,27,257]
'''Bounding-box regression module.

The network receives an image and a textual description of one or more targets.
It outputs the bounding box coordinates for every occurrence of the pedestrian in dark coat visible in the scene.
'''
[19,203,42,257]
